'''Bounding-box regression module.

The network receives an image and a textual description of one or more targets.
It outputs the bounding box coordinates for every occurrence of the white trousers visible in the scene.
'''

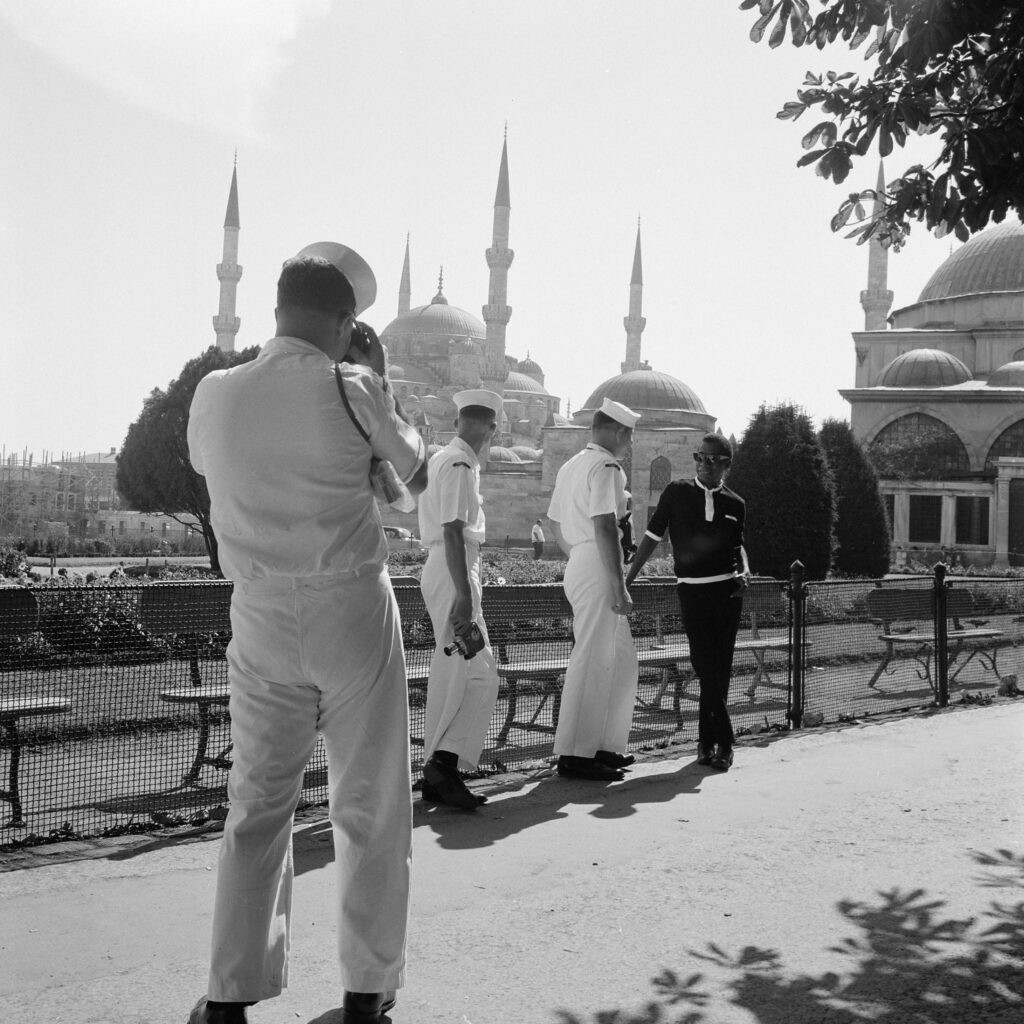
[554,542,639,758]
[208,570,412,1002]
[421,544,499,771]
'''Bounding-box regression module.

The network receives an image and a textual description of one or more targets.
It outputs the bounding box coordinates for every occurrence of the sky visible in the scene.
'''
[1,0,963,461]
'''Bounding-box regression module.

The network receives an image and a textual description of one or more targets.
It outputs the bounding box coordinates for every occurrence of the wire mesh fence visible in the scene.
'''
[1,569,1017,847]
[799,574,1022,725]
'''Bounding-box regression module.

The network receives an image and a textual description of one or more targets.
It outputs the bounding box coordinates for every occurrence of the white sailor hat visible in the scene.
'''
[453,389,504,417]
[600,397,641,428]
[293,241,377,315]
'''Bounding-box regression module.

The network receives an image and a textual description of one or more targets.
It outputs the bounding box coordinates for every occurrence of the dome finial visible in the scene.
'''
[431,266,448,304]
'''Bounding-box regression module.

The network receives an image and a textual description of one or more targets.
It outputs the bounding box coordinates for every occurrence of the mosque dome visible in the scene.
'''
[518,355,543,377]
[380,293,486,346]
[504,370,549,395]
[986,360,1024,387]
[583,367,707,414]
[388,364,405,378]
[918,219,1024,301]
[877,349,972,387]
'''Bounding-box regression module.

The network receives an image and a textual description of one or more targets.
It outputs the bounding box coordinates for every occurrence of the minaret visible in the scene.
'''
[621,218,646,373]
[860,161,893,332]
[482,129,513,386]
[212,158,242,352]
[398,233,411,314]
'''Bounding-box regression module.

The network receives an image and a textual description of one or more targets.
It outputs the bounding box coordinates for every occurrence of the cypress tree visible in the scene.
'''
[728,403,835,580]
[819,418,891,577]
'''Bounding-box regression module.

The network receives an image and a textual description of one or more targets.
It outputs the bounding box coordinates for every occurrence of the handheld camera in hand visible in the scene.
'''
[444,622,486,660]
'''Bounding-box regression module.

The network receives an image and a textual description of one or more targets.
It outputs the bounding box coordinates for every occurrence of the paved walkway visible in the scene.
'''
[1,702,1021,1024]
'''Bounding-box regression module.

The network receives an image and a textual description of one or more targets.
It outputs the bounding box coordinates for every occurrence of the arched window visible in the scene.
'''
[986,419,1024,471]
[649,456,672,493]
[1012,347,1024,362]
[869,413,970,478]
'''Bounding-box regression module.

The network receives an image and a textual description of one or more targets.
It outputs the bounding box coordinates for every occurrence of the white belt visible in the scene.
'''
[676,573,736,585]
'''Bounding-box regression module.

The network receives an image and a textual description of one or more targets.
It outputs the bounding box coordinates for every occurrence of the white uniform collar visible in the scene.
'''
[262,336,329,358]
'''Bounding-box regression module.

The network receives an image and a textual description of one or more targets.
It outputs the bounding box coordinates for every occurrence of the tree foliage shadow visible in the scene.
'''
[552,848,1024,1024]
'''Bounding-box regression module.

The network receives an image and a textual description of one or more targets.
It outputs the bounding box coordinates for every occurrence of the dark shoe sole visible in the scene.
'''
[557,757,625,781]
[595,749,635,769]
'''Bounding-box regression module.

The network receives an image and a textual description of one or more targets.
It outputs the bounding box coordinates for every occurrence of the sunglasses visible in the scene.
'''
[693,452,731,467]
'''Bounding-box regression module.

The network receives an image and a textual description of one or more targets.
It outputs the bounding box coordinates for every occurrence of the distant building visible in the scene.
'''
[842,168,1024,566]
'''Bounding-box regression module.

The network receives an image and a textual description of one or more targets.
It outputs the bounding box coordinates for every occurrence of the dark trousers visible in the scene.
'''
[532,541,544,560]
[677,579,742,751]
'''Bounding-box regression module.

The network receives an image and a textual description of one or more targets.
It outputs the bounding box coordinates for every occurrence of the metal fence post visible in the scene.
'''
[788,559,806,728]
[933,562,950,707]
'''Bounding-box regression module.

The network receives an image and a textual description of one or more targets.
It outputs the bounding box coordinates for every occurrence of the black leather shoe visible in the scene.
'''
[557,755,624,781]
[709,746,734,772]
[188,998,249,1024]
[696,745,715,766]
[340,990,395,1022]
[596,749,635,769]
[423,759,484,810]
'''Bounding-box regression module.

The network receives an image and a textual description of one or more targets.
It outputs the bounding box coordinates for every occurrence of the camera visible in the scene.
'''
[444,622,486,660]
[349,320,374,354]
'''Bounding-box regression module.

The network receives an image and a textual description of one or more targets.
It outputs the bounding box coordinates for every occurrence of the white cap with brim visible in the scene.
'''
[454,389,504,417]
[294,241,377,315]
[600,397,641,428]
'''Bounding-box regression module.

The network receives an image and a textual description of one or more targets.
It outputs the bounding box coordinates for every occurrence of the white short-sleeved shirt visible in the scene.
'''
[188,336,425,582]
[547,442,629,546]
[417,436,485,546]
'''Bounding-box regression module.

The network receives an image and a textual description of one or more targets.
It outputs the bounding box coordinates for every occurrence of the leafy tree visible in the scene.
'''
[728,403,835,579]
[744,1,1024,247]
[818,418,890,576]
[117,346,259,575]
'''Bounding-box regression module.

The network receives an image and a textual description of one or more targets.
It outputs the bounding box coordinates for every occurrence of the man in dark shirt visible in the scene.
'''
[626,433,750,771]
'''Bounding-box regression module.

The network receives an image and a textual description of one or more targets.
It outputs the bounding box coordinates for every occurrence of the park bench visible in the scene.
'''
[1,587,71,827]
[482,579,796,739]
[865,587,1004,696]
[143,582,234,786]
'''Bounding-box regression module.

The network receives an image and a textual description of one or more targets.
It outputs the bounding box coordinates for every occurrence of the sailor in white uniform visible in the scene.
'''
[417,389,502,810]
[186,242,427,1024]
[547,397,641,781]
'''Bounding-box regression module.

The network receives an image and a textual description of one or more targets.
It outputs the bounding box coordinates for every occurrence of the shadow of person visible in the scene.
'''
[417,757,712,851]
[304,1009,393,1024]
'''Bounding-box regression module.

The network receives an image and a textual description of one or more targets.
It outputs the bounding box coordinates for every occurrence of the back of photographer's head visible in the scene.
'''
[277,256,356,318]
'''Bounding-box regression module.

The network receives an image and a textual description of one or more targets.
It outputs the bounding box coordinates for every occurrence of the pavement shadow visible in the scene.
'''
[416,759,713,851]
[546,847,1024,1023]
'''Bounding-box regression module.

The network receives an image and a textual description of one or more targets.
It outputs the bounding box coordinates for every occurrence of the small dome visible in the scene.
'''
[987,360,1024,387]
[504,370,549,395]
[510,445,542,460]
[918,219,1024,301]
[388,364,405,378]
[487,446,522,464]
[518,355,543,374]
[877,349,972,387]
[583,368,706,414]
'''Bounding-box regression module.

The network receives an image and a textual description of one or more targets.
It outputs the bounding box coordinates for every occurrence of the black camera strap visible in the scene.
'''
[333,362,371,444]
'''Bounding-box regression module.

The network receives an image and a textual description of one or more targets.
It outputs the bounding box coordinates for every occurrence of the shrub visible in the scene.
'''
[819,419,890,577]
[729,404,835,580]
